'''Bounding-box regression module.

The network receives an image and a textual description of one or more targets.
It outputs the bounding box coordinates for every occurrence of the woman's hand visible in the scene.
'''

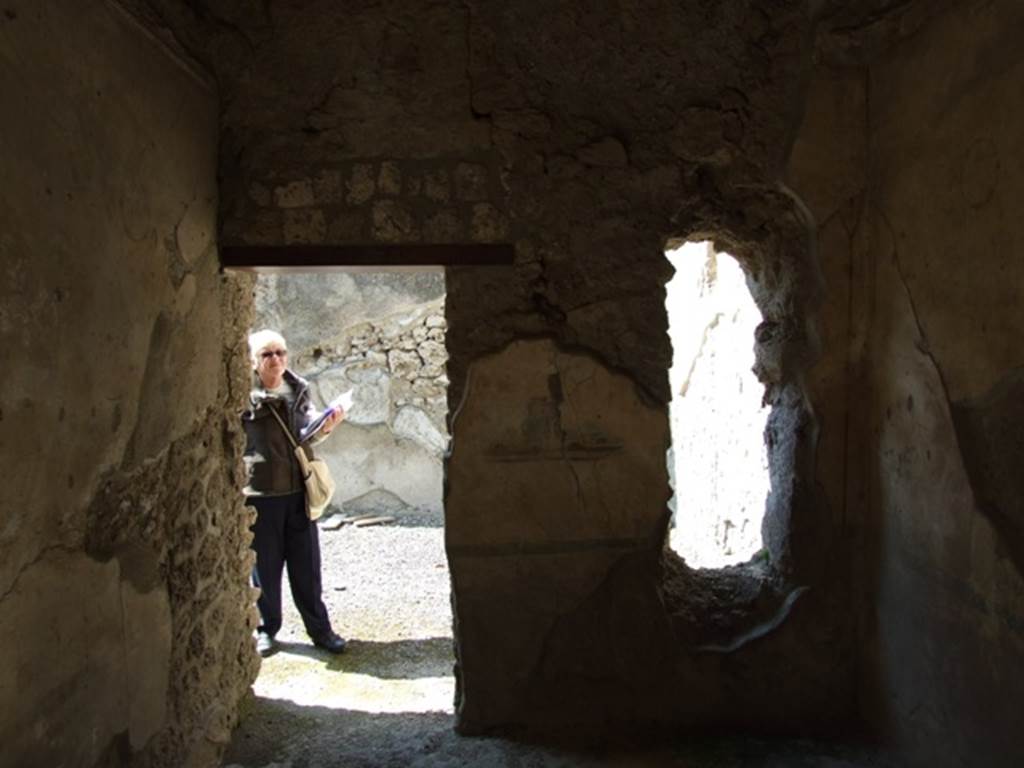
[321,407,345,435]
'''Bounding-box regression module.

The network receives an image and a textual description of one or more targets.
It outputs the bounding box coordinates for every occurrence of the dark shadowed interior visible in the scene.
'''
[2,1,1022,766]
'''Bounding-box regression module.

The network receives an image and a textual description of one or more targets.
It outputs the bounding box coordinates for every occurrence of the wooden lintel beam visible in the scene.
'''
[220,244,515,272]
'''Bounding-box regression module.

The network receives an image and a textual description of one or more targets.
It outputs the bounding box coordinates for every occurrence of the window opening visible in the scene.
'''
[665,242,769,568]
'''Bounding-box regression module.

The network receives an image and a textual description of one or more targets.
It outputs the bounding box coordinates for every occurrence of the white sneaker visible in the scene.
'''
[255,631,275,657]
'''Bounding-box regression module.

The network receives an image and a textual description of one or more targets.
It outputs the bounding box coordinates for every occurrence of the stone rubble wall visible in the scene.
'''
[137,0,996,748]
[174,0,844,738]
[0,4,258,768]
[231,160,507,247]
[255,273,448,513]
[12,2,1023,766]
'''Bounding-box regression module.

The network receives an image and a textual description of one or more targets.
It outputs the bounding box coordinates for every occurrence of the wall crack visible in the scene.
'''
[0,543,79,605]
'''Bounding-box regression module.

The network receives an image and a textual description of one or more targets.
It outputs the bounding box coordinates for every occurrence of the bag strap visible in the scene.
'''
[265,400,300,450]
[266,402,315,482]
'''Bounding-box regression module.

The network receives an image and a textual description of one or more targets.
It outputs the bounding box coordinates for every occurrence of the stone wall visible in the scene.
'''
[9,1,1024,765]
[787,2,1024,765]
[123,0,1024,756]
[9,1,1024,764]
[158,0,850,737]
[229,161,506,247]
[254,272,448,513]
[0,3,256,766]
[858,4,1024,766]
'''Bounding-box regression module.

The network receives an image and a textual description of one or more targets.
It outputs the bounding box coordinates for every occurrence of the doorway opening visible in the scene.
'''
[238,267,454,724]
[665,241,769,569]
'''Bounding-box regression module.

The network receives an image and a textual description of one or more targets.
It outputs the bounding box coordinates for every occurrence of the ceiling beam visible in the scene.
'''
[220,244,515,272]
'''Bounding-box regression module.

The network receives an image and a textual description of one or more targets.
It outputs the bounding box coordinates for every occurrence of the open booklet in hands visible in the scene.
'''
[300,389,354,443]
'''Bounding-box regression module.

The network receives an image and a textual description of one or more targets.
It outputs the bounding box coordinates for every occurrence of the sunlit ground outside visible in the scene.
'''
[224,510,894,767]
[247,508,454,714]
[665,242,770,569]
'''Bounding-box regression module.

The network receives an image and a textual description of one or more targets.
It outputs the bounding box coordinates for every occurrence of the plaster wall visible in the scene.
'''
[179,0,856,736]
[784,56,869,740]
[856,3,1024,765]
[9,0,1023,762]
[0,2,256,766]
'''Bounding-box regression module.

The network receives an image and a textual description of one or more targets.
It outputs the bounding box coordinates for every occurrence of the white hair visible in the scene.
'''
[248,329,287,367]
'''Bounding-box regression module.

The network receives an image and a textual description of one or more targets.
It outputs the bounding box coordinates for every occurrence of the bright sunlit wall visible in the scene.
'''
[665,242,769,568]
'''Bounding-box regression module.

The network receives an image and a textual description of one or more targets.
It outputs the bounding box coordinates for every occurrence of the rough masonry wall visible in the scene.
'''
[0,3,256,766]
[145,0,858,736]
[254,272,448,514]
[855,3,1024,766]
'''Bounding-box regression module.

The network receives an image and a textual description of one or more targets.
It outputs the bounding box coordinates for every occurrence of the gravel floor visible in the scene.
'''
[313,506,453,648]
[223,507,897,768]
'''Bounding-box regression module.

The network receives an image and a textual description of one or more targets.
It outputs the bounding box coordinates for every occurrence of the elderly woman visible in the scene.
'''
[242,329,346,657]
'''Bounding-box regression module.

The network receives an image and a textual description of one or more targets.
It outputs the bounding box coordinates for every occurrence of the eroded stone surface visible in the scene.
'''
[448,339,668,547]
[0,5,257,766]
[162,0,851,739]
[10,0,1024,765]
[446,339,673,727]
[393,406,448,454]
[255,275,449,513]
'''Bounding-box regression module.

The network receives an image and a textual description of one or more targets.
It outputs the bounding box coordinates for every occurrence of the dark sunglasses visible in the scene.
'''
[260,349,288,359]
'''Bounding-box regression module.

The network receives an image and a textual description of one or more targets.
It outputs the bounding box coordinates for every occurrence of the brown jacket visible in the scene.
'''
[241,369,318,497]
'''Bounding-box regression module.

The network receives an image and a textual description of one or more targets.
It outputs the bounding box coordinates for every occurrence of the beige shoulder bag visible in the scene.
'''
[267,404,336,521]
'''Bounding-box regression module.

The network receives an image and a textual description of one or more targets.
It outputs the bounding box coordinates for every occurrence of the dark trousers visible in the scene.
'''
[248,492,332,639]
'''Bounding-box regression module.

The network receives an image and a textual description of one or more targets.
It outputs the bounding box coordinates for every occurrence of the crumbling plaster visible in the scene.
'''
[5,0,1021,766]
[135,0,857,737]
[1,2,256,766]
[791,2,1024,766]
[857,4,1024,766]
